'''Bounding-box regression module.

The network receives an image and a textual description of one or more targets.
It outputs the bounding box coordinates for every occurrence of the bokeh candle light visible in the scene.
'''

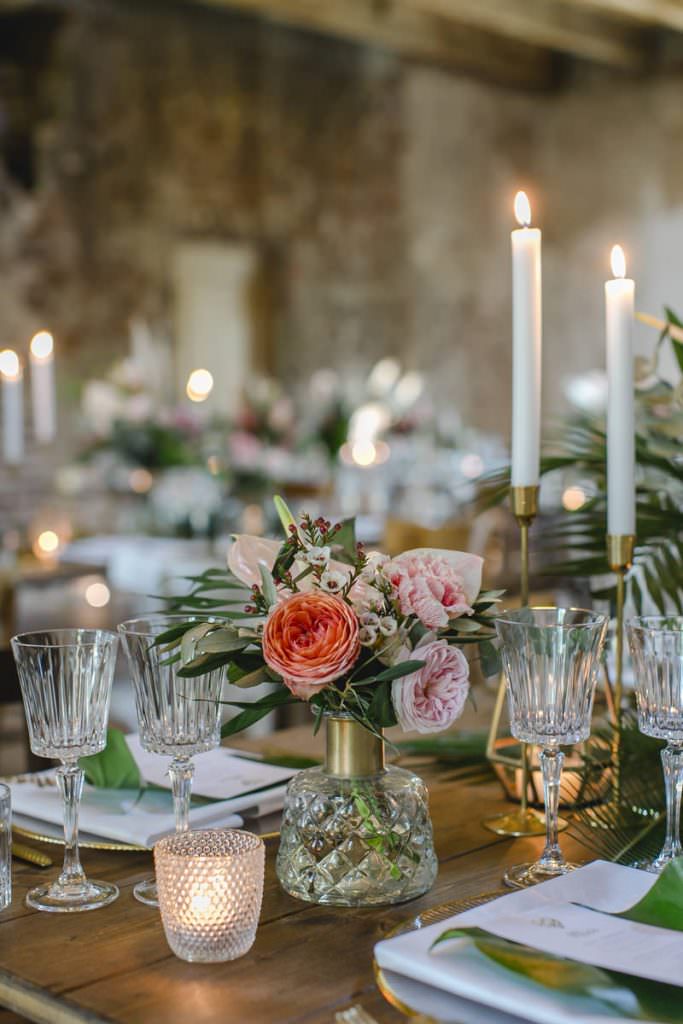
[0,349,24,465]
[29,331,57,444]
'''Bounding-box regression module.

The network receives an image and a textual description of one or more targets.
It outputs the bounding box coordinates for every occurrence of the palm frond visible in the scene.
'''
[567,711,665,866]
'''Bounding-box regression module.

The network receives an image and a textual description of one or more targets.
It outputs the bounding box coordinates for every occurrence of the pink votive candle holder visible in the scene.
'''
[154,829,265,962]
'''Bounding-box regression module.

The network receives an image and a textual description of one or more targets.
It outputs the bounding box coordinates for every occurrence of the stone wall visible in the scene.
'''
[2,1,683,468]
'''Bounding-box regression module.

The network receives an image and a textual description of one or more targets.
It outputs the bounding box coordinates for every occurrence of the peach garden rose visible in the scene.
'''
[262,591,360,700]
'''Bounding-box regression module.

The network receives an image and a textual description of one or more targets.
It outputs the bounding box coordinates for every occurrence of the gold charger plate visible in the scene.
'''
[374,889,505,1022]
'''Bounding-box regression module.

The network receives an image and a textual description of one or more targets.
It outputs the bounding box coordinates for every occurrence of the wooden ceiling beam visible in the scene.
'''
[563,0,683,33]
[403,0,652,69]
[191,0,556,88]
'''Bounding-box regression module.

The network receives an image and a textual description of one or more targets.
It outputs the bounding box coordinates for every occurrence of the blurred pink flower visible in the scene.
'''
[392,639,469,734]
[383,548,483,630]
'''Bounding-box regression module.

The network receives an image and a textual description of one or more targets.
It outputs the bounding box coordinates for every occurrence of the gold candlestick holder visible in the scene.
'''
[482,485,547,837]
[606,534,635,732]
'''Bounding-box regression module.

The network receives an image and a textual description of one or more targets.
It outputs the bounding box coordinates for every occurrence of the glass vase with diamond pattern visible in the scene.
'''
[276,714,437,906]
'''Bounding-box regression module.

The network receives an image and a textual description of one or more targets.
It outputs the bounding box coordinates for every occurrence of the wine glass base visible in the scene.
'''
[27,878,119,913]
[481,809,568,838]
[134,877,159,906]
[631,853,679,875]
[504,860,580,889]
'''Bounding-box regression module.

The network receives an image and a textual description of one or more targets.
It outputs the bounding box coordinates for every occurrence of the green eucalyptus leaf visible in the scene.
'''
[180,622,216,665]
[371,659,425,683]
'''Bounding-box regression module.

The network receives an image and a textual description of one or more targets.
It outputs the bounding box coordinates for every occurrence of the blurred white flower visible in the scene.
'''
[82,380,122,437]
[379,616,397,637]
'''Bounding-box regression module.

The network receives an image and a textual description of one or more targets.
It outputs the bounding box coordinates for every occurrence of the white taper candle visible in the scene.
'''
[605,245,636,536]
[511,191,542,487]
[0,349,24,465]
[29,331,57,444]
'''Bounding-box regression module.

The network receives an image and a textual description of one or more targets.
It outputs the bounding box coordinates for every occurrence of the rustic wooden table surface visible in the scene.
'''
[0,729,585,1024]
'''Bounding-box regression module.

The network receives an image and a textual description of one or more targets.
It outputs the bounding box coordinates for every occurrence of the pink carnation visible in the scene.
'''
[391,639,469,734]
[383,548,483,630]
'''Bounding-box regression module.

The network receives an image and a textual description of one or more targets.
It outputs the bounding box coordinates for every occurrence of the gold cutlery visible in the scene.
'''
[11,840,53,868]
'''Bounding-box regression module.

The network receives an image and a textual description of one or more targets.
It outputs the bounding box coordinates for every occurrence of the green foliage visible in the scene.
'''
[567,710,665,866]
[220,689,299,738]
[477,315,683,614]
[80,728,142,789]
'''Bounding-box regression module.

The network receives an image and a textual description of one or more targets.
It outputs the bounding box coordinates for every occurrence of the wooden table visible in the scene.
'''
[0,735,584,1024]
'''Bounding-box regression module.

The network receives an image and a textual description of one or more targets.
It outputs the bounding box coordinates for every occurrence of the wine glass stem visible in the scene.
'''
[56,762,86,886]
[539,747,565,872]
[660,744,683,861]
[169,757,194,833]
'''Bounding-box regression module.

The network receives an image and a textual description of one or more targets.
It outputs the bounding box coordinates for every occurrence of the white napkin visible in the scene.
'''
[125,734,295,801]
[375,862,678,1024]
[10,777,243,849]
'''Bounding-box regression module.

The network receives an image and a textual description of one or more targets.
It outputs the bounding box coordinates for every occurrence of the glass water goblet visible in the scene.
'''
[495,607,608,889]
[627,616,683,873]
[118,615,225,906]
[10,629,120,912]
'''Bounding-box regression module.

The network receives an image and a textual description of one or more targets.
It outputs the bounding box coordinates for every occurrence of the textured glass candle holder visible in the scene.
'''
[0,784,10,911]
[154,829,265,963]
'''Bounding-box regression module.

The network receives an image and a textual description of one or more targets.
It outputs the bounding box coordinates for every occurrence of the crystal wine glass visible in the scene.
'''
[627,616,683,872]
[495,607,608,888]
[10,629,120,912]
[117,615,225,906]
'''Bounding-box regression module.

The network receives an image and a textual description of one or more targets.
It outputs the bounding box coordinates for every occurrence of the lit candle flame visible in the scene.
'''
[610,244,626,280]
[514,191,531,228]
[30,331,54,361]
[0,349,20,380]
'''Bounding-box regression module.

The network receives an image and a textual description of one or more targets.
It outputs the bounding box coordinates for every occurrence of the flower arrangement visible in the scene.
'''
[168,497,501,739]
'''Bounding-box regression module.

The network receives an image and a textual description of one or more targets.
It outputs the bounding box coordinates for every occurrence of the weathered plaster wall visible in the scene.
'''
[2,2,683,456]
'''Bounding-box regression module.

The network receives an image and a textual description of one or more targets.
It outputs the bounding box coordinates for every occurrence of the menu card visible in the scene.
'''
[375,862,682,1024]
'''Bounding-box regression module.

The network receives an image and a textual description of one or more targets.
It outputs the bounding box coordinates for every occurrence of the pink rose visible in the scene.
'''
[383,548,483,630]
[262,591,360,699]
[391,639,470,734]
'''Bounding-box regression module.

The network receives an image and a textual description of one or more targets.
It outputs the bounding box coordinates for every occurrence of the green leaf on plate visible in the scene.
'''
[616,856,683,932]
[80,728,141,789]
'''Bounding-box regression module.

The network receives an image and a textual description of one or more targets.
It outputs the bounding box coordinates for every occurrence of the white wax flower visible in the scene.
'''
[359,625,378,647]
[379,616,397,637]
[320,570,346,594]
[305,546,331,568]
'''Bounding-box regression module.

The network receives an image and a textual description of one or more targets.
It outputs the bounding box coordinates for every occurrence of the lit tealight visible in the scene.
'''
[351,439,377,467]
[30,331,54,361]
[34,530,60,559]
[186,368,214,402]
[129,467,154,494]
[85,582,111,608]
[562,485,587,512]
[0,350,21,380]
